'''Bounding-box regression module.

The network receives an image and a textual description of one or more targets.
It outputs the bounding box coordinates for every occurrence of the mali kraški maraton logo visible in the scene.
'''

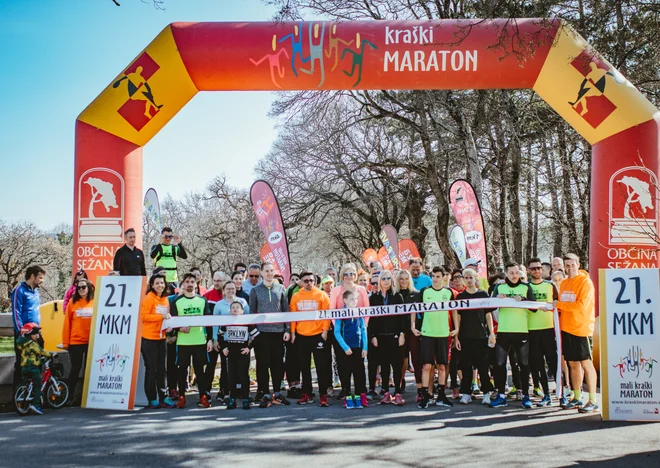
[96,344,130,373]
[612,346,658,379]
[113,52,163,131]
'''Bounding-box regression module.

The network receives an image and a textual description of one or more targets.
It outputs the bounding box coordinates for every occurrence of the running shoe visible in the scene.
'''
[481,392,492,406]
[533,387,544,398]
[379,392,393,405]
[578,402,599,413]
[451,388,460,399]
[259,395,272,408]
[320,395,329,407]
[366,389,377,401]
[216,391,225,402]
[29,405,44,415]
[273,394,291,406]
[521,395,533,409]
[561,398,583,410]
[148,399,160,409]
[435,396,454,407]
[227,398,237,410]
[516,389,524,401]
[459,394,472,405]
[287,387,301,399]
[223,396,231,406]
[198,395,211,408]
[471,382,481,395]
[336,389,346,400]
[345,396,355,409]
[297,393,313,405]
[489,394,508,408]
[169,389,179,399]
[333,376,342,388]
[355,396,364,409]
[416,392,423,403]
[327,386,334,397]
[537,394,552,407]
[254,391,265,403]
[162,397,176,408]
[176,396,187,409]
[559,396,569,407]
[418,394,430,409]
[360,393,369,408]
[242,398,251,410]
[393,394,405,406]
[507,386,517,397]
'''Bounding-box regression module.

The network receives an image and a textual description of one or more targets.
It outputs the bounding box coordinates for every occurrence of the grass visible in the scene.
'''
[0,336,13,355]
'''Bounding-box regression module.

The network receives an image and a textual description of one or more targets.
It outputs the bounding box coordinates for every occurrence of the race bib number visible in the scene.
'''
[560,292,576,302]
[224,326,249,342]
[76,308,93,318]
[156,306,169,316]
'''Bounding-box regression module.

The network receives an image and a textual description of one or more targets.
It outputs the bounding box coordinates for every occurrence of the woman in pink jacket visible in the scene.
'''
[63,270,88,312]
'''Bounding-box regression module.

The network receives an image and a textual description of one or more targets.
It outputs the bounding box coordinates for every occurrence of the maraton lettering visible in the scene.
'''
[384,50,477,72]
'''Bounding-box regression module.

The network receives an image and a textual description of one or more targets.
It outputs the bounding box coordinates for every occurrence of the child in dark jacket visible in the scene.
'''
[334,290,368,409]
[16,323,53,415]
[219,301,259,410]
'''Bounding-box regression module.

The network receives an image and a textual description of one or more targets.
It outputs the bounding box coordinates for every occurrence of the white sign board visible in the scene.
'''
[82,276,144,410]
[600,268,660,421]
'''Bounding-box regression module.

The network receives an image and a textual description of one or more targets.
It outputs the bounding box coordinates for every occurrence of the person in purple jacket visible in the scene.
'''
[11,265,46,390]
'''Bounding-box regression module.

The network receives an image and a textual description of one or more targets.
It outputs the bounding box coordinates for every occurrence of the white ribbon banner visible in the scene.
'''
[162,297,552,329]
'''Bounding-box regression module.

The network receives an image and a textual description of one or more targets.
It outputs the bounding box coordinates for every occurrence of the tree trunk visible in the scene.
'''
[542,136,564,257]
[558,125,580,254]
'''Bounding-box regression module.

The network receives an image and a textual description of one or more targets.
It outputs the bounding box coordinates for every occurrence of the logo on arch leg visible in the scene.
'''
[78,168,124,243]
[568,51,622,129]
[113,52,163,131]
[609,166,659,246]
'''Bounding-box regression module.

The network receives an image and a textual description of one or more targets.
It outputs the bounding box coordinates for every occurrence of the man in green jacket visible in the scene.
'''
[151,227,188,286]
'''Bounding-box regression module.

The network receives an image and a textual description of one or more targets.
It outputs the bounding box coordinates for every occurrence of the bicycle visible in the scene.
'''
[15,355,69,415]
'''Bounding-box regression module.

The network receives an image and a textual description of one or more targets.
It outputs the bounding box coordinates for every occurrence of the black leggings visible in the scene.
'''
[227,345,251,399]
[407,332,423,385]
[285,339,301,385]
[167,341,178,393]
[376,335,404,394]
[340,348,367,395]
[254,332,285,394]
[495,333,530,396]
[141,338,166,402]
[529,328,557,394]
[176,345,209,398]
[67,344,89,398]
[458,338,492,394]
[450,346,461,389]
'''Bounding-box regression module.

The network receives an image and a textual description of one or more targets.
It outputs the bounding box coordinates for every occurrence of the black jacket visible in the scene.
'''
[113,244,146,276]
[368,290,406,337]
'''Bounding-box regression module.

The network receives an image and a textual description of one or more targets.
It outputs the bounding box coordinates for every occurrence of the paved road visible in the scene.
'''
[2,382,659,468]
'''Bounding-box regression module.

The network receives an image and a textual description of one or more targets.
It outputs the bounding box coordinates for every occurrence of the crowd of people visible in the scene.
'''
[10,227,597,416]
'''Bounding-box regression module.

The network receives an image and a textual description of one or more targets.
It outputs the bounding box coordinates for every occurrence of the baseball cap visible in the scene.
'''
[464,258,481,267]
[321,275,334,284]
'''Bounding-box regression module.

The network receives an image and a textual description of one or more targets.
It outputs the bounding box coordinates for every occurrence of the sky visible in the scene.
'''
[0,0,279,229]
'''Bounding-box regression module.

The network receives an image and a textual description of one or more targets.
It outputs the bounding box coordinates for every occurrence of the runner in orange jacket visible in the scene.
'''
[556,253,598,413]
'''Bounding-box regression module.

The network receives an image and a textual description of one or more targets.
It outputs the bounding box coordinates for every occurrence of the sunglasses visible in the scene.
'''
[380,277,392,281]
[452,275,463,280]
[370,282,378,286]
[238,269,246,273]
[77,285,88,290]
[303,279,315,284]
[249,275,260,278]
[164,235,173,239]
[343,272,356,277]
[529,266,542,271]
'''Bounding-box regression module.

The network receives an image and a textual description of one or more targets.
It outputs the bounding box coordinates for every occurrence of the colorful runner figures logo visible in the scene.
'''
[95,344,130,373]
[77,168,124,243]
[612,346,658,379]
[112,52,163,131]
[568,50,624,129]
[250,23,376,88]
[608,166,659,246]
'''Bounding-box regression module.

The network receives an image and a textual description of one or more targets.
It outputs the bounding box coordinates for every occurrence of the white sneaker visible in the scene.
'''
[516,389,524,401]
[459,394,472,405]
[482,392,492,405]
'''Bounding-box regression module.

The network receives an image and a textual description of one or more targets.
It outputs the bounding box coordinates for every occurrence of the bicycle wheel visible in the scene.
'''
[14,385,31,415]
[46,380,69,409]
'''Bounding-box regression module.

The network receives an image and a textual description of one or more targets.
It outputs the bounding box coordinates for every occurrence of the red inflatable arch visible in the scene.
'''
[74,20,659,284]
